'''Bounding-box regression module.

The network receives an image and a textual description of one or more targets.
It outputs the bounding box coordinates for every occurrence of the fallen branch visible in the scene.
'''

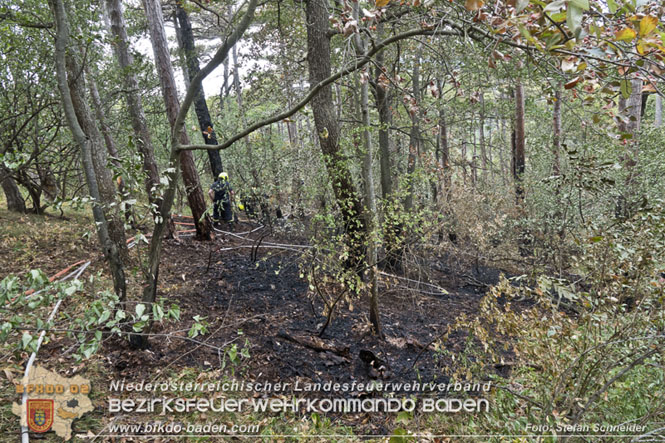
[277,329,350,358]
[20,260,90,443]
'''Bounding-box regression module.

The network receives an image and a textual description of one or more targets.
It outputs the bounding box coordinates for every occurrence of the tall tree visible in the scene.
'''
[49,0,127,301]
[353,2,381,336]
[552,84,562,177]
[104,0,172,235]
[371,21,393,200]
[305,0,366,270]
[174,4,223,176]
[66,55,129,261]
[404,47,422,213]
[512,78,526,207]
[142,0,211,240]
[131,0,258,348]
[616,77,643,218]
[86,70,124,193]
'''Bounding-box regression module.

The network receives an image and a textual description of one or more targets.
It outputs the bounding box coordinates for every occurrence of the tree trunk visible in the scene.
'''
[404,47,422,212]
[616,78,643,218]
[305,0,366,271]
[552,84,562,177]
[66,54,129,261]
[479,92,487,183]
[618,79,643,135]
[50,0,127,301]
[143,0,211,240]
[230,36,259,189]
[0,168,26,212]
[104,0,176,237]
[439,103,451,197]
[87,71,124,192]
[130,0,257,349]
[174,4,223,177]
[512,79,525,207]
[372,22,393,200]
[656,94,662,128]
[353,3,381,337]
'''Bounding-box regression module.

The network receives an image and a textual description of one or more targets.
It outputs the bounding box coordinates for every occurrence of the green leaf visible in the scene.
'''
[228,344,238,362]
[21,332,33,350]
[396,411,412,424]
[153,303,164,321]
[516,0,530,13]
[569,0,589,10]
[64,283,78,296]
[97,310,111,325]
[606,0,617,13]
[389,428,412,443]
[620,79,632,99]
[168,304,181,321]
[566,4,583,38]
[28,269,48,288]
[135,303,146,319]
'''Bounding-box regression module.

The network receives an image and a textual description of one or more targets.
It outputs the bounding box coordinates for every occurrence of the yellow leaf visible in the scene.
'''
[375,0,390,7]
[465,0,484,11]
[615,27,636,42]
[639,15,658,37]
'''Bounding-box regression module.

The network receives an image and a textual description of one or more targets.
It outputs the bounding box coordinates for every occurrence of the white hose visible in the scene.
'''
[20,260,90,443]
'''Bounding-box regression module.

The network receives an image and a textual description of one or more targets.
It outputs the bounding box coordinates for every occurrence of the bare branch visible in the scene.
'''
[177,27,464,152]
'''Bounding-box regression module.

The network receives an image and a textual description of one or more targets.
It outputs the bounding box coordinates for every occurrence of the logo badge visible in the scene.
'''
[27,399,54,433]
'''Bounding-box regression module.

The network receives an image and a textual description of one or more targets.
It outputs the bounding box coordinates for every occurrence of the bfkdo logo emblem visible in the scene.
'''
[27,399,54,433]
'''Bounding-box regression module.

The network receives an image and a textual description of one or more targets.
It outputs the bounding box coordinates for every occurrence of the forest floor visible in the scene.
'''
[107,219,493,389]
[95,217,519,437]
[1,208,524,439]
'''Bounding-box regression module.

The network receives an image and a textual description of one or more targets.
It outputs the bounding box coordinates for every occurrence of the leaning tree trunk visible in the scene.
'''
[66,54,130,262]
[143,0,211,241]
[104,0,176,237]
[87,71,124,192]
[49,0,127,301]
[0,167,26,213]
[174,4,223,177]
[305,0,366,271]
[130,0,257,349]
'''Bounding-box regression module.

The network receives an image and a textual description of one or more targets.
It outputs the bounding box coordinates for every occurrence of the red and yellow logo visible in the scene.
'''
[27,399,54,433]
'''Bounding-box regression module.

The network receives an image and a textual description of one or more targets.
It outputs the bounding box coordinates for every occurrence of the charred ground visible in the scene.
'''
[104,218,516,396]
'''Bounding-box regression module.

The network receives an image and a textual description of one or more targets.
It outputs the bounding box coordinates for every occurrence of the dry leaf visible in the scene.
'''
[465,0,484,11]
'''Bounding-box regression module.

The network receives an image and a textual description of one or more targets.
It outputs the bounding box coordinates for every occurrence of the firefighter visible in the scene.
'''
[208,172,234,228]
